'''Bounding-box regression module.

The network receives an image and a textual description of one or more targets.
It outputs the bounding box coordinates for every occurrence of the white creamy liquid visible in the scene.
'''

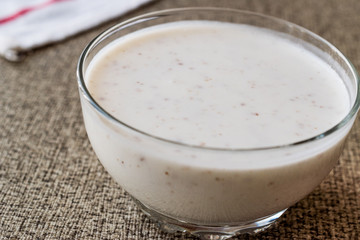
[82,21,353,224]
[86,21,350,149]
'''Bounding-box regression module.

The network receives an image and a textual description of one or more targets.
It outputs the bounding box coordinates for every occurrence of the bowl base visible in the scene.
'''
[132,198,287,240]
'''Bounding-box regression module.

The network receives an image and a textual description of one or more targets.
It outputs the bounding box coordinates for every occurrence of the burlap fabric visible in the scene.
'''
[1,0,359,239]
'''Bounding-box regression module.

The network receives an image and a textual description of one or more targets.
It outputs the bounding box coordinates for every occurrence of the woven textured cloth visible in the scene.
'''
[1,0,359,239]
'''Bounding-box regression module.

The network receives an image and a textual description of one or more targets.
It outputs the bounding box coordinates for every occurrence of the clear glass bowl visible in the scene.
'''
[77,8,360,240]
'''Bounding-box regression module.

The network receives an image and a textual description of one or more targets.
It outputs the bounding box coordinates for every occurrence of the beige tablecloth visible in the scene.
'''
[1,0,359,239]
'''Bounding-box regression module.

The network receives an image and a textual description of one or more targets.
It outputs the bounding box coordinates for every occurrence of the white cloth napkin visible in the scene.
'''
[0,0,152,61]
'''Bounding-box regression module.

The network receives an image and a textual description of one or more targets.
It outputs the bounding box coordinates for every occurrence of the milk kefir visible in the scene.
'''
[81,21,352,224]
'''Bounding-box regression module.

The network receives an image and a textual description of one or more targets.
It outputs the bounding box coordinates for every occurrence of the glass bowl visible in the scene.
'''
[77,8,360,240]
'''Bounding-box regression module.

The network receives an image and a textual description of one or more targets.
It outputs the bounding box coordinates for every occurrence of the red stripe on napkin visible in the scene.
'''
[0,0,70,25]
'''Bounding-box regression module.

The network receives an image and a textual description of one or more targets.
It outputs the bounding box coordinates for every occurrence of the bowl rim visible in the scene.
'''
[77,7,360,152]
